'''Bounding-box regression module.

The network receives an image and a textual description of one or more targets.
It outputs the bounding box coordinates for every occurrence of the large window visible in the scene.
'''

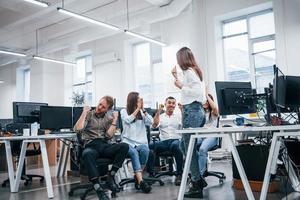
[133,42,164,108]
[222,9,276,93]
[72,56,93,105]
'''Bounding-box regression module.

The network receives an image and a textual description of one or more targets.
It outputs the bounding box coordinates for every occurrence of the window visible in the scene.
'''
[133,42,164,108]
[24,69,30,101]
[222,9,276,93]
[72,56,93,105]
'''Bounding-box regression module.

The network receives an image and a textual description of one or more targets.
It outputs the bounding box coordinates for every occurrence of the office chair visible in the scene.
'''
[197,119,227,184]
[201,137,226,184]
[2,123,44,187]
[118,126,165,189]
[68,134,117,200]
[149,134,178,179]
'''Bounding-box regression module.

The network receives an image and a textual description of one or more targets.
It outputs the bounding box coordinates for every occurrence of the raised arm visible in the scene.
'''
[74,106,91,131]
[106,111,118,139]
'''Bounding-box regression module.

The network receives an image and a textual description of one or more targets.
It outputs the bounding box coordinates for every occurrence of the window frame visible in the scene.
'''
[222,8,275,90]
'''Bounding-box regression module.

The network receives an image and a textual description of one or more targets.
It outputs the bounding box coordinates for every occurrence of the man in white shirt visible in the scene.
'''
[148,96,183,186]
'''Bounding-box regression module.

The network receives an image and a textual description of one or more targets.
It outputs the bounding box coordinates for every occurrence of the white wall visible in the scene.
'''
[273,0,300,75]
[1,0,299,117]
[0,63,17,118]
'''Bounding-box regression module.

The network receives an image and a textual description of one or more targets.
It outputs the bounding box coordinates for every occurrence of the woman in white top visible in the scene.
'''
[172,47,206,198]
[197,93,219,185]
[121,92,153,193]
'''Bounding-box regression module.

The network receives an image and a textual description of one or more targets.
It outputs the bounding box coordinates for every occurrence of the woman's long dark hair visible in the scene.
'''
[207,93,214,120]
[126,92,142,120]
[176,47,203,81]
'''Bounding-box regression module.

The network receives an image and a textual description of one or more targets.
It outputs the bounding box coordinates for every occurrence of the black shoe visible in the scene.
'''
[106,174,120,193]
[184,180,203,198]
[140,180,152,193]
[96,189,110,200]
[199,177,208,188]
[175,175,182,186]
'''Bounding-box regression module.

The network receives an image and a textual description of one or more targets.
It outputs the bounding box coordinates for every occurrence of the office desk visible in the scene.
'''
[177,125,300,200]
[0,134,76,199]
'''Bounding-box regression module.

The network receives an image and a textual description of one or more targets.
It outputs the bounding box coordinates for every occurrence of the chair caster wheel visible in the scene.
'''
[24,180,31,186]
[111,192,117,198]
[219,179,224,184]
[160,182,164,186]
[68,191,74,196]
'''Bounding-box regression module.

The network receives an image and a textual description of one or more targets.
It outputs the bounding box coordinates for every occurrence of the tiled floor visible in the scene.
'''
[0,160,297,200]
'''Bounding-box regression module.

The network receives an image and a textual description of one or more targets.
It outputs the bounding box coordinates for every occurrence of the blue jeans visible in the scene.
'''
[148,139,183,175]
[180,101,205,182]
[197,137,218,176]
[127,144,149,172]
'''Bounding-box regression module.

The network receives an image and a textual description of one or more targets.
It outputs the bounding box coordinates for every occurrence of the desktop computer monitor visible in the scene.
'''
[215,81,256,115]
[72,106,96,127]
[272,65,286,108]
[285,76,300,108]
[40,106,73,130]
[13,102,48,123]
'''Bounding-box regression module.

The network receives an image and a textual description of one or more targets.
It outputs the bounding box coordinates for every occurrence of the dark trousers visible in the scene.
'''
[82,139,129,180]
[148,139,183,175]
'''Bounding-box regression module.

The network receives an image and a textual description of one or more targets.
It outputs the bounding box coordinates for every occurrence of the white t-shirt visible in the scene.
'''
[204,113,219,128]
[181,68,206,105]
[158,112,182,141]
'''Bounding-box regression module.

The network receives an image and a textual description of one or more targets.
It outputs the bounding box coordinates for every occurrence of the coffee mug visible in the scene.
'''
[23,128,30,136]
[235,117,245,126]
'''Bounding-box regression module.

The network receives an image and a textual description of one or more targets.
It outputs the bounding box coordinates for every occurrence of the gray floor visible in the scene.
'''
[0,160,296,200]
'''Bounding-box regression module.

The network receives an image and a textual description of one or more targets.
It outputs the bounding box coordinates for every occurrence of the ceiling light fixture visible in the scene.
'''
[124,30,167,47]
[0,80,4,84]
[57,7,121,31]
[24,0,49,8]
[33,55,76,66]
[0,50,26,57]
[124,0,166,47]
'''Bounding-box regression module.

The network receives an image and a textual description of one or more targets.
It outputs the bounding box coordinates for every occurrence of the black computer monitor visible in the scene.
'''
[13,102,48,123]
[272,65,286,108]
[285,76,300,108]
[215,81,257,115]
[72,106,96,126]
[40,106,73,130]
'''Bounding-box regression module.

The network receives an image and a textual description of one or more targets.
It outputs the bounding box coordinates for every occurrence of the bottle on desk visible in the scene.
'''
[31,122,39,136]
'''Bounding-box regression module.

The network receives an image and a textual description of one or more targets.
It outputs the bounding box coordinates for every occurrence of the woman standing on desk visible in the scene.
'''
[172,47,206,198]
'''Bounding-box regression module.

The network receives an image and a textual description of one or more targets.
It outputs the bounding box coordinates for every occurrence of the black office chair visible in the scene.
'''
[68,134,117,200]
[2,123,44,187]
[148,134,178,179]
[202,137,226,184]
[198,119,227,184]
[118,125,165,189]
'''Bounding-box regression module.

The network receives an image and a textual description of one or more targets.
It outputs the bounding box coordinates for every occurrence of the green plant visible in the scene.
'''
[72,92,85,106]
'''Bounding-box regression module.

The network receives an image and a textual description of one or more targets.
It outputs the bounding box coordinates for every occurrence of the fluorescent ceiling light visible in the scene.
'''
[24,0,49,7]
[0,80,4,84]
[33,55,76,66]
[0,50,26,57]
[124,30,167,47]
[57,7,120,31]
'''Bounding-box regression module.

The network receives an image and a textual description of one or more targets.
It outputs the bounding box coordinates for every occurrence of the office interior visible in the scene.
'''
[0,0,300,199]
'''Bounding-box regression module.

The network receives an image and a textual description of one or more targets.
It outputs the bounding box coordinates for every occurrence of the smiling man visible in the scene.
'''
[74,95,129,200]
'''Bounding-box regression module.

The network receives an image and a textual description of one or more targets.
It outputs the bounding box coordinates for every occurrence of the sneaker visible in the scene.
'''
[175,175,182,186]
[96,189,110,200]
[140,180,152,193]
[184,180,203,198]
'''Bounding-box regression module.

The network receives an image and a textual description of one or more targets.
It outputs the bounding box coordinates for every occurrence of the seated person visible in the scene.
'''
[120,92,153,193]
[148,96,183,186]
[74,95,129,200]
[196,93,219,188]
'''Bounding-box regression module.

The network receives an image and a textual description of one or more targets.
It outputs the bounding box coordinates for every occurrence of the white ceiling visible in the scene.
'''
[0,0,188,66]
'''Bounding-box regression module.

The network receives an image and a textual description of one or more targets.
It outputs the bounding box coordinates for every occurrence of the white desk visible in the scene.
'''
[177,125,300,200]
[0,134,76,199]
